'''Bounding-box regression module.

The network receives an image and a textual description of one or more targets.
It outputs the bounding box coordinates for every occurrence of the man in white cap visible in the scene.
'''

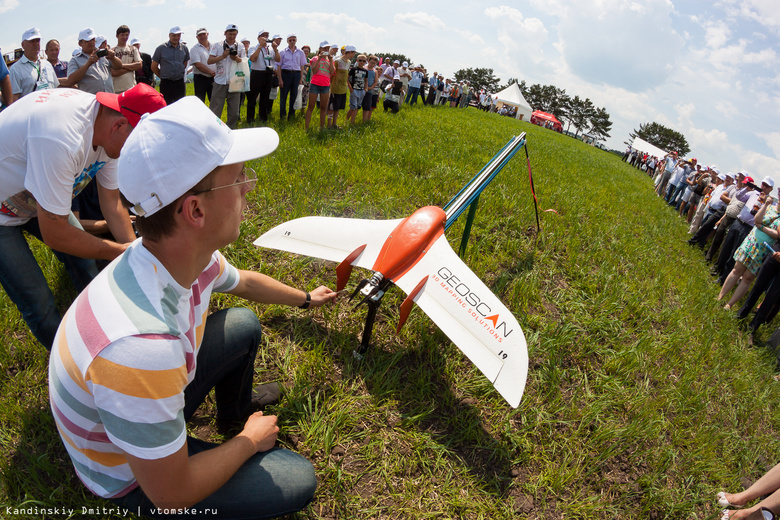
[152,26,190,105]
[9,27,59,102]
[208,23,246,128]
[397,60,411,105]
[276,33,307,121]
[0,83,166,350]
[190,28,216,102]
[68,27,123,94]
[247,29,280,124]
[49,96,336,517]
[327,44,356,128]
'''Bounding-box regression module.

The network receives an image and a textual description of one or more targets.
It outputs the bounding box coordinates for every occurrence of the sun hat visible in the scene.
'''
[22,27,41,41]
[78,27,96,42]
[96,82,166,128]
[118,97,279,217]
[169,26,183,35]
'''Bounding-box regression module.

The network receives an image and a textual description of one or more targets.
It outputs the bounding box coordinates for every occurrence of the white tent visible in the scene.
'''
[493,83,534,121]
[630,136,667,159]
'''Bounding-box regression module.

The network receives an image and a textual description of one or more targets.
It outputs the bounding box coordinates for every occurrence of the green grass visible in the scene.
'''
[2,87,780,519]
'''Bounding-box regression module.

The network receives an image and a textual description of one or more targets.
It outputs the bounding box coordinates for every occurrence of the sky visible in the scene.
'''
[2,0,780,180]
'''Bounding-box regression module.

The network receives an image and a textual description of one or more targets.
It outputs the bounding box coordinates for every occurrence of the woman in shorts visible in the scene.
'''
[304,41,336,131]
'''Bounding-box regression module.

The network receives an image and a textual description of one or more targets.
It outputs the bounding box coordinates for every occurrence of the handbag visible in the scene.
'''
[228,58,250,93]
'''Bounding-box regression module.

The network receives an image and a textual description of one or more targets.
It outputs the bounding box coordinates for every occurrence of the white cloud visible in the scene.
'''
[394,12,445,30]
[453,29,484,45]
[484,5,548,65]
[714,100,738,118]
[287,12,389,48]
[723,0,780,32]
[0,0,18,14]
[182,0,205,8]
[132,0,165,6]
[553,0,685,92]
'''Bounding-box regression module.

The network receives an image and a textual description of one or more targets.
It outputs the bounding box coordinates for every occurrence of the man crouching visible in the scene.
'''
[49,97,337,518]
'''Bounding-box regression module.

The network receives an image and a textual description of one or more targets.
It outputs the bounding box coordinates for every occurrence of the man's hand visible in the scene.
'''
[308,285,339,307]
[238,412,279,453]
[88,52,100,66]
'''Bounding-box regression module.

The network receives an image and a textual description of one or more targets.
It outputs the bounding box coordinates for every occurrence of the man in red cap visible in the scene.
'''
[0,83,165,350]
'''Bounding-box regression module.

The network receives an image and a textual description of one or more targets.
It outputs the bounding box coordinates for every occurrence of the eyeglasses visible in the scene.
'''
[357,59,366,63]
[193,166,257,194]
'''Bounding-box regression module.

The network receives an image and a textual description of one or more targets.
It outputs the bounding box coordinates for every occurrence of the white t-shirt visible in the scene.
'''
[209,40,247,85]
[0,89,117,226]
[9,55,59,98]
[190,42,216,76]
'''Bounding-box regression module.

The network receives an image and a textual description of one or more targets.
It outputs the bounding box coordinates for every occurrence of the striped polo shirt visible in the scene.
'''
[49,239,239,498]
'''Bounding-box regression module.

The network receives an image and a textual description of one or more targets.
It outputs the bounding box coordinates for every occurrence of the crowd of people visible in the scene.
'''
[630,148,780,340]
[0,22,515,520]
[1,24,484,132]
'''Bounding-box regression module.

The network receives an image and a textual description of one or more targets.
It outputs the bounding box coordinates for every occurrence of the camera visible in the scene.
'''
[96,49,108,58]
[230,47,238,56]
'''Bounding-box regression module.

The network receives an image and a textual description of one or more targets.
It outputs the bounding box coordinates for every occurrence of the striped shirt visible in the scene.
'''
[49,240,239,498]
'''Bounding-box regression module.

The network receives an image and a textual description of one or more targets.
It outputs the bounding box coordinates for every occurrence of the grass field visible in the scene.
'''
[2,90,780,520]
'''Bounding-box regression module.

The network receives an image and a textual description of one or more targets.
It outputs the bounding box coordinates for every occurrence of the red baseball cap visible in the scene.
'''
[744,176,755,184]
[96,83,166,127]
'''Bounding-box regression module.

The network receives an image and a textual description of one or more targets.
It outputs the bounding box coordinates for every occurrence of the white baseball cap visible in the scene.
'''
[402,61,408,67]
[130,37,140,46]
[225,24,238,32]
[330,44,338,50]
[119,97,279,217]
[344,45,356,53]
[78,27,96,42]
[762,176,775,188]
[258,30,269,37]
[287,33,297,39]
[96,35,107,47]
[22,27,41,41]
[318,40,329,48]
[273,34,282,40]
[169,26,183,34]
[196,28,208,36]
[241,35,250,43]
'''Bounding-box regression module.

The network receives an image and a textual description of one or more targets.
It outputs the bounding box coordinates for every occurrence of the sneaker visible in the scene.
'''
[251,382,281,409]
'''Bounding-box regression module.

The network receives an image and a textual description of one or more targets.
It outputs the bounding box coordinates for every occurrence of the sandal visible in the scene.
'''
[718,492,741,508]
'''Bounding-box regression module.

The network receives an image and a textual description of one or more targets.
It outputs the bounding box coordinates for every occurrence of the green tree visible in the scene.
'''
[568,96,596,138]
[631,122,690,156]
[588,107,613,142]
[372,52,412,67]
[453,67,501,93]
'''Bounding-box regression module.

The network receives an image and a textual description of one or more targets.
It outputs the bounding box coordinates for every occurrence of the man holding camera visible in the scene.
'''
[208,24,246,129]
[68,27,123,95]
[152,26,190,105]
[247,30,280,124]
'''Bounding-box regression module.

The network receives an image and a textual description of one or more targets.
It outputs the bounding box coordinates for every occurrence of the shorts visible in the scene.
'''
[328,93,347,111]
[370,93,379,109]
[309,83,330,95]
[349,90,366,110]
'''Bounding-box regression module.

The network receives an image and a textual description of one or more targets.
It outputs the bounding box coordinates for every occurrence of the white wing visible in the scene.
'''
[394,235,528,408]
[254,217,528,408]
[253,216,402,270]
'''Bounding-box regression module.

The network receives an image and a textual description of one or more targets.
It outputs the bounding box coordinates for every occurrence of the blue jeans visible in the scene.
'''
[0,217,98,349]
[405,86,420,105]
[279,70,301,119]
[109,308,316,519]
